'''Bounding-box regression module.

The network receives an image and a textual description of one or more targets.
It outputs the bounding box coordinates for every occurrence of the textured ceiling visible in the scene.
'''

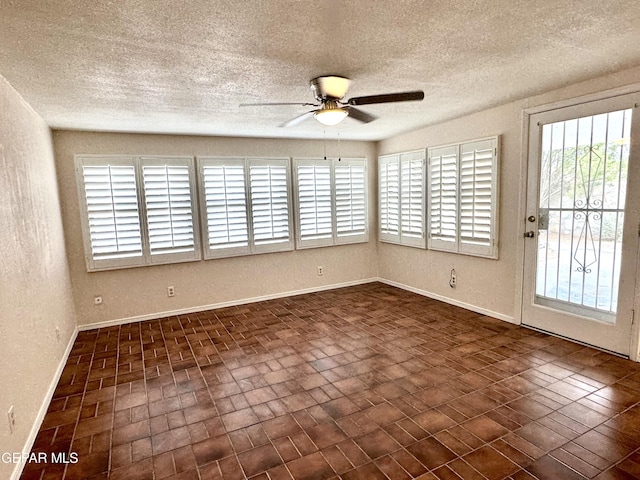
[1,0,640,140]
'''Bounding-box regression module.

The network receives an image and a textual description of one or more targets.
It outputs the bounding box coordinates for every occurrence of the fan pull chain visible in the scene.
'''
[323,130,327,161]
[337,130,341,161]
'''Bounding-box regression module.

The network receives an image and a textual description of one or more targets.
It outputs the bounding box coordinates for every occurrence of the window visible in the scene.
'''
[428,136,499,258]
[378,150,426,248]
[75,155,200,271]
[294,158,368,249]
[198,157,294,259]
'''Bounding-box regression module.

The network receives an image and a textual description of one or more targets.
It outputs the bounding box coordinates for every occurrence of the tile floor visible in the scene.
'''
[19,282,640,480]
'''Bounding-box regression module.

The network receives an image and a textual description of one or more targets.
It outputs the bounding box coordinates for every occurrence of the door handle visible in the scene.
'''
[524,231,535,238]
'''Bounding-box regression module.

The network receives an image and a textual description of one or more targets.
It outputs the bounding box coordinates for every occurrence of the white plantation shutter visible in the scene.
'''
[78,157,143,270]
[335,159,367,244]
[428,145,458,251]
[378,151,425,247]
[295,160,333,248]
[400,151,426,248]
[294,158,368,249]
[200,159,250,258]
[76,155,201,271]
[378,155,400,243]
[459,139,497,256]
[198,157,294,259]
[427,137,499,258]
[141,157,200,263]
[248,159,294,253]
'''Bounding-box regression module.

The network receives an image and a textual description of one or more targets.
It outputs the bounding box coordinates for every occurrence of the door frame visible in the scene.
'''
[514,84,640,361]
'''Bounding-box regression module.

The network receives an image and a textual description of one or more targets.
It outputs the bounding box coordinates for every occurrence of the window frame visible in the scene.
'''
[293,157,369,250]
[427,136,500,259]
[75,154,201,272]
[378,150,427,248]
[197,156,294,260]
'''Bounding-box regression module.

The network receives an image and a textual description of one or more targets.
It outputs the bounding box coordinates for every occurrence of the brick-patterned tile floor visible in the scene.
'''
[20,282,640,479]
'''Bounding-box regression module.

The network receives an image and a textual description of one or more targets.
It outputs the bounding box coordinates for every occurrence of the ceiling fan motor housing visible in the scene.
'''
[310,75,351,101]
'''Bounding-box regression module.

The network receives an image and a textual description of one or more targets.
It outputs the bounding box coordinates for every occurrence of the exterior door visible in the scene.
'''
[522,93,640,356]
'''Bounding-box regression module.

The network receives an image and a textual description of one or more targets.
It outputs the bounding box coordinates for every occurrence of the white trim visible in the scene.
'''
[522,324,629,359]
[514,107,532,327]
[78,278,379,331]
[377,278,516,324]
[631,246,640,362]
[77,277,517,331]
[11,327,79,480]
[524,83,640,116]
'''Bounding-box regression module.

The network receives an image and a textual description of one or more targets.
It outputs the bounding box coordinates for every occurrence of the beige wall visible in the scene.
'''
[377,65,640,322]
[53,132,378,326]
[52,65,640,330]
[0,76,77,479]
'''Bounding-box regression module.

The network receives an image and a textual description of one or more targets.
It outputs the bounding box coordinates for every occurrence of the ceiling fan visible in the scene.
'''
[240,75,424,127]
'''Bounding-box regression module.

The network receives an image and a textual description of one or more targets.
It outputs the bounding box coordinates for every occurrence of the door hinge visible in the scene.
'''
[633,309,636,325]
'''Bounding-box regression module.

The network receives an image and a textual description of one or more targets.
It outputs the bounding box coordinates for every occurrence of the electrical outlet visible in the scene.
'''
[449,269,457,288]
[8,406,15,434]
[167,286,175,297]
[94,296,103,305]
[317,266,324,276]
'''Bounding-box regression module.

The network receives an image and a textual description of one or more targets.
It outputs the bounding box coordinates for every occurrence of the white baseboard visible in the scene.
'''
[377,278,516,324]
[78,278,379,331]
[78,276,517,331]
[11,327,79,480]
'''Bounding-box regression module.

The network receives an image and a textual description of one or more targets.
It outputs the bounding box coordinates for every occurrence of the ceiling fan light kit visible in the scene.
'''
[241,75,424,128]
[313,101,349,126]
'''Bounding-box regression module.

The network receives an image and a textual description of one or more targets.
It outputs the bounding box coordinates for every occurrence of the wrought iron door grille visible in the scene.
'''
[535,109,631,319]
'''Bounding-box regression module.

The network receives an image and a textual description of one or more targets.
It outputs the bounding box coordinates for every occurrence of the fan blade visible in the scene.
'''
[347,90,424,106]
[240,102,317,107]
[279,111,316,127]
[347,107,377,124]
